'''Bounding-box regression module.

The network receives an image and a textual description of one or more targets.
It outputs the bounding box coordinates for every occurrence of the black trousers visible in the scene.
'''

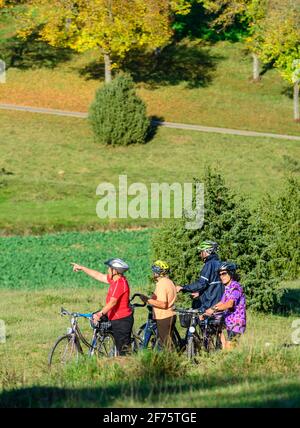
[110,313,134,356]
[156,315,177,349]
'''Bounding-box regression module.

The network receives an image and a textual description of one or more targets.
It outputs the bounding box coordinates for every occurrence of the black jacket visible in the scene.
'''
[181,254,224,311]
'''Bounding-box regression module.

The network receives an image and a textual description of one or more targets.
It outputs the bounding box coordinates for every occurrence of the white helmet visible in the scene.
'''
[104,258,129,273]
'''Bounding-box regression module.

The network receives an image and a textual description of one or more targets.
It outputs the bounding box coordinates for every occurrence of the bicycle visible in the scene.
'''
[176,308,225,359]
[198,311,225,353]
[175,307,203,360]
[131,293,185,351]
[128,293,148,352]
[48,307,116,368]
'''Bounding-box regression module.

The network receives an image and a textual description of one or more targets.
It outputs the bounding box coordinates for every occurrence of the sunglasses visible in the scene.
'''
[219,271,229,276]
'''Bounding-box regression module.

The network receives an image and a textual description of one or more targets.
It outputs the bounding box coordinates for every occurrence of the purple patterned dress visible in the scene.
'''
[221,280,246,334]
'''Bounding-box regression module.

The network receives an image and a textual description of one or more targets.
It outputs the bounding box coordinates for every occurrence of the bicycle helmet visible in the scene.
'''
[218,261,237,275]
[151,260,170,276]
[197,240,218,255]
[104,258,129,273]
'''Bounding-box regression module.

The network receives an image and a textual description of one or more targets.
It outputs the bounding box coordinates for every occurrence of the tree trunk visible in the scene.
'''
[252,53,260,82]
[104,53,112,84]
[294,82,300,122]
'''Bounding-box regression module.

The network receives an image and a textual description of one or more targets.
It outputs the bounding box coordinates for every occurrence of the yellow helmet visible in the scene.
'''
[152,260,170,275]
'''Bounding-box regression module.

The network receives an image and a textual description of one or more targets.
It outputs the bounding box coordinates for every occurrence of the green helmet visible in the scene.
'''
[197,240,218,254]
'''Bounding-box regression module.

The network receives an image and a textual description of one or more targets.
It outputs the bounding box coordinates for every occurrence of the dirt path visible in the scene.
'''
[1,102,300,141]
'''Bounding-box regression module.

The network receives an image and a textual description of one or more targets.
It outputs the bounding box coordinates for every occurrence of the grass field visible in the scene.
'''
[1,110,299,234]
[0,13,300,138]
[1,10,300,409]
[0,280,299,408]
[0,230,299,407]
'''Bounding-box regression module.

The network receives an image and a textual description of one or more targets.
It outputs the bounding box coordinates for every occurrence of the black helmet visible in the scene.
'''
[218,262,237,275]
[104,258,129,274]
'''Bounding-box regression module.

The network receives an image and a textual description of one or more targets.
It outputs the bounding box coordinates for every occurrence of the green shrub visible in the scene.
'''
[258,176,300,280]
[89,73,150,146]
[152,168,283,312]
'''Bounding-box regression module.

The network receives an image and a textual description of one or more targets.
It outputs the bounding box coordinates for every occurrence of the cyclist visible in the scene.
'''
[139,260,177,349]
[71,258,133,356]
[204,262,246,349]
[176,240,224,313]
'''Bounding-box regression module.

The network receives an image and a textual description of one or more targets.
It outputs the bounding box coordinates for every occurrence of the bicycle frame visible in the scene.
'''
[61,308,98,355]
[142,306,158,348]
[175,308,202,348]
[199,313,224,351]
[139,306,184,350]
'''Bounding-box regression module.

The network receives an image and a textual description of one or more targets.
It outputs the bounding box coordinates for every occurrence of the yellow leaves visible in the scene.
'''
[257,2,300,83]
[16,0,175,66]
[202,0,267,31]
[170,0,192,15]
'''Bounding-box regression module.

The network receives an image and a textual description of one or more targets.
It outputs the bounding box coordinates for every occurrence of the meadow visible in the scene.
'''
[0,282,299,408]
[0,230,299,407]
[1,110,299,234]
[1,35,300,137]
[1,8,300,409]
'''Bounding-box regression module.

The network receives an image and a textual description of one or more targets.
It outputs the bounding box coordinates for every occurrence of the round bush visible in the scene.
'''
[89,73,150,146]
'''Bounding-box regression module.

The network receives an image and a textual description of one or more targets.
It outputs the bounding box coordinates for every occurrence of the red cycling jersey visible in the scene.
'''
[106,274,132,321]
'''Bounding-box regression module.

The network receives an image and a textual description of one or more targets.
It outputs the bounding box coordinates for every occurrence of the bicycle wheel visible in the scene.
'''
[131,331,143,353]
[137,324,157,349]
[204,328,221,353]
[48,334,81,368]
[186,336,195,359]
[172,327,185,352]
[96,332,117,357]
[215,329,223,350]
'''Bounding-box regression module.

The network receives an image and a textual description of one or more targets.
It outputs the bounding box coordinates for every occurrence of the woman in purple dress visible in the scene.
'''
[204,262,246,349]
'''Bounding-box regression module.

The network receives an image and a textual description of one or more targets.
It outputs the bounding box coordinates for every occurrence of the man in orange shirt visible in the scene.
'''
[140,260,177,349]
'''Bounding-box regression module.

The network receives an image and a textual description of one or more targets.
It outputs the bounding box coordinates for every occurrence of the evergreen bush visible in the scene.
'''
[258,176,300,280]
[151,168,284,312]
[89,73,150,146]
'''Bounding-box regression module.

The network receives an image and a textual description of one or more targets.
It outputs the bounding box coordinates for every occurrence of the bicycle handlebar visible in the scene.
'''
[174,307,203,315]
[174,307,223,319]
[60,307,93,319]
[129,293,147,307]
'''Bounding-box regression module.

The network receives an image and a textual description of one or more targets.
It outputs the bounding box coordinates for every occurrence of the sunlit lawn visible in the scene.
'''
[1,110,299,233]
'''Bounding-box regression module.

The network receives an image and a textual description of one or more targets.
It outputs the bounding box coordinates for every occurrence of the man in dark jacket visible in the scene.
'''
[176,240,224,311]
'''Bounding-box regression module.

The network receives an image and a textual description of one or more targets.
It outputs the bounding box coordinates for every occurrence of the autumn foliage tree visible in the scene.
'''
[201,0,268,82]
[258,0,300,121]
[17,0,191,83]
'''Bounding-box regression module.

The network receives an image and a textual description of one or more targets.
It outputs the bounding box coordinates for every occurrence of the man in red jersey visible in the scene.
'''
[71,258,133,356]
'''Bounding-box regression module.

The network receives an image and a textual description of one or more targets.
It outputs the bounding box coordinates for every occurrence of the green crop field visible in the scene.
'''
[0,229,151,289]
